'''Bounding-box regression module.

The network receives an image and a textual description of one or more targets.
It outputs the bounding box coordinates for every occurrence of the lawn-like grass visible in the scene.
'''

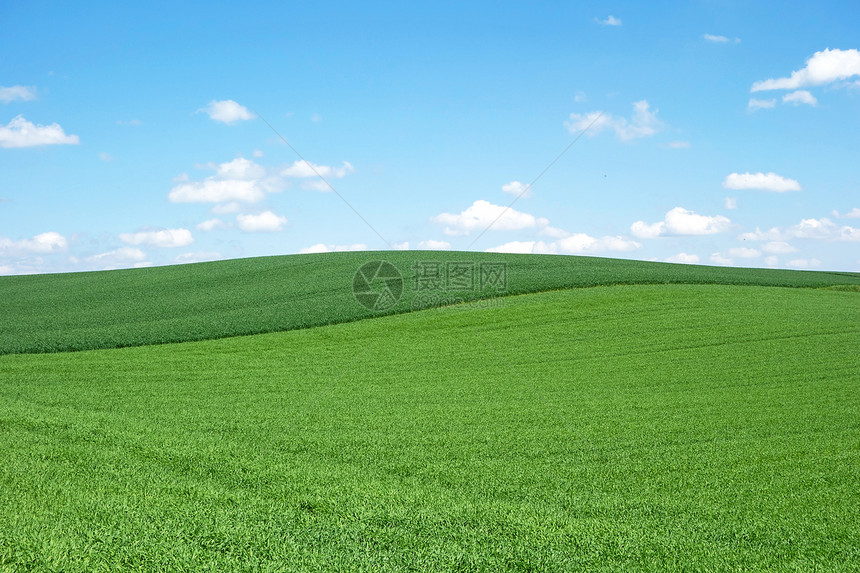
[2,283,858,570]
[2,251,859,354]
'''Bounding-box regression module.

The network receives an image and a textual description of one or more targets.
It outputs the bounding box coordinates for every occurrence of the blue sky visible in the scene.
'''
[1,0,858,275]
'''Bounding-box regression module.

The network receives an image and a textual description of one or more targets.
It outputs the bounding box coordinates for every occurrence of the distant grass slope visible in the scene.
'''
[1,284,858,570]
[1,251,858,354]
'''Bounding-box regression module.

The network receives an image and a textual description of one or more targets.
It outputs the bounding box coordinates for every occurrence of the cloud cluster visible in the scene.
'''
[300,243,367,254]
[0,115,79,148]
[0,231,67,256]
[752,48,860,91]
[432,200,549,236]
[169,158,284,204]
[486,234,640,255]
[631,207,732,238]
[566,100,663,141]
[119,228,194,248]
[281,160,354,191]
[739,217,860,242]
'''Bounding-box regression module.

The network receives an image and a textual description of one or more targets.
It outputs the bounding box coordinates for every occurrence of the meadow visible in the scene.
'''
[1,253,859,570]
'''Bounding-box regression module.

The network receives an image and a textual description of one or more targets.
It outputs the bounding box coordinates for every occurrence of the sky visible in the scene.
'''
[1,0,859,275]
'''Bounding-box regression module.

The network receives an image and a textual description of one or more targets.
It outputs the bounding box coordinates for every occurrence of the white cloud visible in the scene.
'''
[764,256,779,267]
[431,200,549,236]
[196,218,226,231]
[119,228,194,247]
[556,234,640,253]
[216,157,267,180]
[0,85,37,103]
[486,235,639,255]
[740,217,860,242]
[168,157,282,204]
[710,253,733,266]
[748,98,776,112]
[199,99,254,124]
[751,48,860,91]
[762,241,798,254]
[782,90,818,106]
[668,140,690,149]
[833,208,860,218]
[501,180,533,198]
[417,239,452,250]
[486,241,548,254]
[0,115,80,148]
[392,241,410,250]
[170,179,267,203]
[631,207,732,238]
[0,231,67,255]
[666,253,700,264]
[729,247,761,258]
[212,202,242,214]
[566,100,662,141]
[703,34,740,44]
[174,252,222,264]
[597,15,622,26]
[724,197,738,210]
[299,242,367,254]
[723,172,801,192]
[281,160,354,180]
[540,226,570,239]
[236,211,287,232]
[787,258,822,269]
[86,247,147,268]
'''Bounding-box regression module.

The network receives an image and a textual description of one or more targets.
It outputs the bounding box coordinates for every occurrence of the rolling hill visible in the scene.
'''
[1,253,858,570]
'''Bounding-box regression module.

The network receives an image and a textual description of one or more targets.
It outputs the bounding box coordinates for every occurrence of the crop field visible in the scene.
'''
[2,251,859,354]
[1,253,859,570]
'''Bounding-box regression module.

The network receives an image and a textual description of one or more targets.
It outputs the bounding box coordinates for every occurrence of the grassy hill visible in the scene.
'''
[1,254,859,569]
[1,280,859,570]
[2,251,859,354]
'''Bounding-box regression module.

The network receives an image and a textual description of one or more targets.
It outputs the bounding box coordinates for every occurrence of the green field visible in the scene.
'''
[1,253,859,570]
[2,251,859,354]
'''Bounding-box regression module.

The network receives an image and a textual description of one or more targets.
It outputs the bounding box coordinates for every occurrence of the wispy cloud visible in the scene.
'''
[703,34,740,44]
[0,85,37,103]
[597,15,622,26]
[723,172,801,192]
[748,98,776,112]
[119,228,194,247]
[566,100,663,141]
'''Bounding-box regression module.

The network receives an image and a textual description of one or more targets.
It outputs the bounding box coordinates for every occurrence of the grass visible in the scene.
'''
[2,282,858,570]
[2,251,859,354]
